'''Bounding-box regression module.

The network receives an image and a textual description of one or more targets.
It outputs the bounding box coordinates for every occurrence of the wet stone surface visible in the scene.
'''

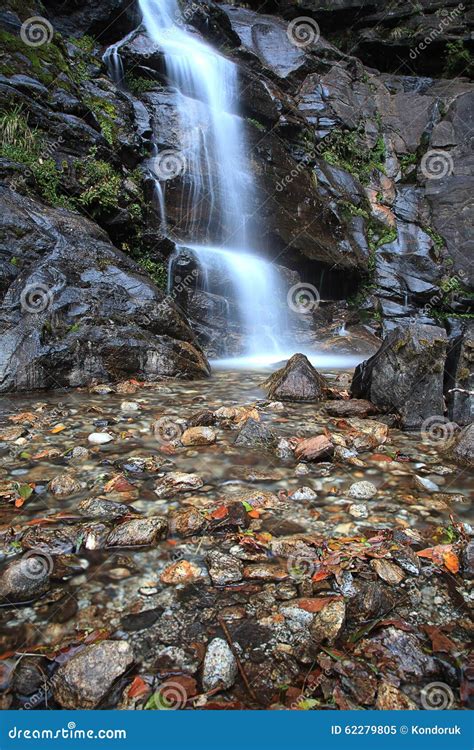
[0,368,471,710]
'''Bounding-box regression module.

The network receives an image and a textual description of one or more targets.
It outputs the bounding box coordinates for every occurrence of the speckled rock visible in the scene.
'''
[181,426,216,446]
[202,638,237,691]
[52,640,134,709]
[348,481,378,500]
[0,555,51,603]
[206,551,243,585]
[106,517,167,547]
[310,600,346,644]
[49,472,82,497]
[154,472,204,498]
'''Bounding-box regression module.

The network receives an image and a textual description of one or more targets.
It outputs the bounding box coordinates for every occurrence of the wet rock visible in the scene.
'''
[181,426,216,446]
[160,559,206,585]
[202,638,237,691]
[186,410,216,427]
[414,475,439,492]
[234,418,276,449]
[0,188,210,393]
[206,551,243,586]
[68,446,90,464]
[323,399,379,418]
[351,324,448,429]
[376,681,417,710]
[348,503,368,519]
[49,472,82,497]
[372,627,437,679]
[77,497,133,520]
[348,481,378,500]
[294,435,334,462]
[345,418,389,451]
[0,555,51,603]
[169,508,206,537]
[462,541,474,579]
[290,487,317,502]
[371,559,405,585]
[11,657,46,696]
[347,581,396,621]
[275,437,295,459]
[52,640,134,709]
[120,401,140,412]
[106,517,167,547]
[243,564,288,581]
[120,608,163,632]
[310,600,345,645]
[154,472,204,498]
[88,432,114,445]
[450,424,474,467]
[262,354,330,402]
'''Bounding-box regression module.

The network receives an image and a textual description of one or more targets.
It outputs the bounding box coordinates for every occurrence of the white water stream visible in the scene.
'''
[138,0,289,358]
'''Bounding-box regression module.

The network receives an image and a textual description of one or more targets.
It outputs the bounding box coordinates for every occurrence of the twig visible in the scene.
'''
[218,616,258,703]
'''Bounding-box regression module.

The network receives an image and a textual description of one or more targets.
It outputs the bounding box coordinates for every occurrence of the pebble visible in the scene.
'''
[414,475,439,492]
[290,487,317,502]
[88,432,114,445]
[294,463,310,476]
[49,472,82,497]
[348,481,378,500]
[181,426,216,446]
[206,551,243,585]
[120,401,140,412]
[160,560,206,585]
[348,502,368,519]
[202,638,237,691]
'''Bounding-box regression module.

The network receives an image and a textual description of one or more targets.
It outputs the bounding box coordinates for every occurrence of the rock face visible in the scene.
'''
[351,324,447,428]
[234,418,277,449]
[445,321,474,426]
[263,354,330,402]
[450,424,474,467]
[0,188,209,392]
[52,640,134,709]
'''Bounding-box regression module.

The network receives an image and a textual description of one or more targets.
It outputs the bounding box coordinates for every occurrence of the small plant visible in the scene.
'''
[247,117,266,132]
[444,40,472,77]
[125,75,159,96]
[77,158,121,210]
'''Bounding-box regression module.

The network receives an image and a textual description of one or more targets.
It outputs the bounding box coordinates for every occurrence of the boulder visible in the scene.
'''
[351,324,447,429]
[294,435,334,462]
[0,188,210,393]
[234,418,277,449]
[323,399,379,418]
[52,640,134,709]
[262,353,330,402]
[445,321,474,426]
[449,424,474,468]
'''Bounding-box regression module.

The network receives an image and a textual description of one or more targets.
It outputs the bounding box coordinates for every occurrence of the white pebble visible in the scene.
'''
[88,432,114,445]
[348,481,378,500]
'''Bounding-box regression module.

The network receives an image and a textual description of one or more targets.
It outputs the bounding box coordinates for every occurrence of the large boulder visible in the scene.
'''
[351,324,447,429]
[445,321,474,426]
[263,353,330,402]
[0,188,210,392]
[449,424,474,468]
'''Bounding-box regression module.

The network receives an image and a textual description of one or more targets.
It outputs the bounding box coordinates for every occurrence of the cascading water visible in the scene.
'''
[138,0,289,360]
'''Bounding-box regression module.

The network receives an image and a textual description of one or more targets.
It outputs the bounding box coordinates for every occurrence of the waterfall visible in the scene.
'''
[138,0,288,359]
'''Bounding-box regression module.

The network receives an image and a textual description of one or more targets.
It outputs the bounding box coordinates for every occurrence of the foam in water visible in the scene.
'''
[139,0,289,358]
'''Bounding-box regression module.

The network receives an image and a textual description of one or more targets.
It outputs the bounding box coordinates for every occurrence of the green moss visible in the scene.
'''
[444,40,472,77]
[71,35,96,54]
[31,158,75,209]
[423,225,445,252]
[247,118,266,132]
[0,29,70,85]
[77,157,121,210]
[124,75,158,96]
[84,97,118,146]
[321,124,386,184]
[135,256,167,289]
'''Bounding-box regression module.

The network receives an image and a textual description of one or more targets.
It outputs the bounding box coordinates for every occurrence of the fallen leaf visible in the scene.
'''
[422,625,458,653]
[209,505,229,520]
[128,676,150,699]
[443,550,459,574]
[50,424,67,434]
